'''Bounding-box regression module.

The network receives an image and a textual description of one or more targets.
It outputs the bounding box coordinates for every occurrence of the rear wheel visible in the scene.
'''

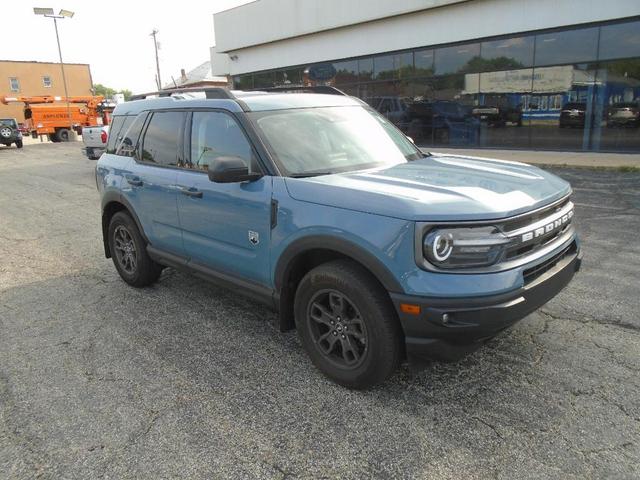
[56,128,70,142]
[294,260,402,389]
[108,211,162,287]
[49,133,60,143]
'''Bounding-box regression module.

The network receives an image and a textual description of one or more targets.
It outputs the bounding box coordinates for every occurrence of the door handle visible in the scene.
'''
[179,186,203,198]
[126,176,143,187]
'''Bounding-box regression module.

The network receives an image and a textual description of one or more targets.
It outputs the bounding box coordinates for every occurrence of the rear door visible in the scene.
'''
[175,110,272,286]
[122,110,186,256]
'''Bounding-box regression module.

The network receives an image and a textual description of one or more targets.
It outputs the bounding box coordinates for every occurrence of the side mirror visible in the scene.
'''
[208,155,262,183]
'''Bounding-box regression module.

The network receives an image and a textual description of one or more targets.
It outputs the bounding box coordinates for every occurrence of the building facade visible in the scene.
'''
[0,60,93,122]
[211,0,640,152]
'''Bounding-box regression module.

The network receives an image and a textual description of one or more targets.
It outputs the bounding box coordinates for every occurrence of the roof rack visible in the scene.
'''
[253,85,347,96]
[130,87,235,101]
[129,85,348,102]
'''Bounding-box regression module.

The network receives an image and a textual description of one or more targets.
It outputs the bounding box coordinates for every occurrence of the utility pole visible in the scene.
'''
[150,29,162,90]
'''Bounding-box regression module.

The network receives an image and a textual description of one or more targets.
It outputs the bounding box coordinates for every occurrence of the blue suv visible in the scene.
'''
[96,87,581,389]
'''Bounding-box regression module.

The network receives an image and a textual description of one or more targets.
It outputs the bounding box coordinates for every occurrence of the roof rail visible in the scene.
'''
[252,86,348,96]
[130,87,235,101]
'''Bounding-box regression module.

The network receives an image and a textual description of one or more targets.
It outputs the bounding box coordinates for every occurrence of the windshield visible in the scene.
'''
[248,106,424,176]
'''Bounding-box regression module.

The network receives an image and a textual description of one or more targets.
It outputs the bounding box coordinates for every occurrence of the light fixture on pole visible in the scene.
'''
[33,7,75,139]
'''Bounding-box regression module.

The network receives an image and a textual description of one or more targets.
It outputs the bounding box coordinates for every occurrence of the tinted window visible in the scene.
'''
[116,113,148,157]
[374,55,395,79]
[106,115,135,154]
[481,36,534,69]
[254,71,275,88]
[534,27,598,66]
[140,111,184,165]
[414,49,435,76]
[234,74,253,90]
[598,21,640,61]
[333,60,358,84]
[189,111,254,171]
[358,58,373,82]
[435,43,480,74]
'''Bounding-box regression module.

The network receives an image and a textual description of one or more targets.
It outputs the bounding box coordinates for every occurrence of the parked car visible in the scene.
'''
[471,104,523,127]
[82,125,109,160]
[97,88,581,388]
[406,100,480,144]
[559,102,586,128]
[607,102,640,128]
[0,118,23,148]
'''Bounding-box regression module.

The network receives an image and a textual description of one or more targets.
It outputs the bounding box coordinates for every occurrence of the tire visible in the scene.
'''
[294,260,402,389]
[108,211,162,287]
[15,139,23,148]
[49,134,60,143]
[56,128,70,142]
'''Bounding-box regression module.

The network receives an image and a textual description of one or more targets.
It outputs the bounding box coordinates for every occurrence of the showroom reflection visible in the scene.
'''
[234,19,640,152]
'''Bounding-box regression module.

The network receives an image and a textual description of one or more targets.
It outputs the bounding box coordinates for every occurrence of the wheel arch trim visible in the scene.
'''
[101,192,148,258]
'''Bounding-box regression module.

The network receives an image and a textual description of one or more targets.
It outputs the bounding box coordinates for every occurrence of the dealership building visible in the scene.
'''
[211,0,640,152]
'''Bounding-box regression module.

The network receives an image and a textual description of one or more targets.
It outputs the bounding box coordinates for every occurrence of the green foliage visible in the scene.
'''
[93,83,132,101]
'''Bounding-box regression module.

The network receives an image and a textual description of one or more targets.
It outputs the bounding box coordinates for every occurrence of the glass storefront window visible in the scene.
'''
[481,35,534,69]
[534,27,599,66]
[253,71,275,88]
[358,58,373,82]
[415,49,434,76]
[434,43,481,75]
[234,74,253,90]
[275,67,303,86]
[373,55,395,79]
[598,20,640,61]
[333,60,358,84]
[241,20,640,152]
[593,58,640,151]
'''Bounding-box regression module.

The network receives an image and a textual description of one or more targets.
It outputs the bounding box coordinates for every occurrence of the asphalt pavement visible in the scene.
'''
[1,143,639,479]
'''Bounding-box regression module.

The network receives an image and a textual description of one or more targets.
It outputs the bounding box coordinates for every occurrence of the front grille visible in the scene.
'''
[523,241,576,284]
[501,196,574,263]
[502,197,571,232]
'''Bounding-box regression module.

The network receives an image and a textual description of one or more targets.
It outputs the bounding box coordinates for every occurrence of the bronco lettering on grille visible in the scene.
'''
[521,210,573,242]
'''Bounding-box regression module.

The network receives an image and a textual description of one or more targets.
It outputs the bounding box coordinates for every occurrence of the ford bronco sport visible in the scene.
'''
[96,87,581,389]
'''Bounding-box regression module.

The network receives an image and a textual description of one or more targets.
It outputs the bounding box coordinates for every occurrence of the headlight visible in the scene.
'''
[423,226,510,269]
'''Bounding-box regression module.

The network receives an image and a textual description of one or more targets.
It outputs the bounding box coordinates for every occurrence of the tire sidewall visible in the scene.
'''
[294,265,398,387]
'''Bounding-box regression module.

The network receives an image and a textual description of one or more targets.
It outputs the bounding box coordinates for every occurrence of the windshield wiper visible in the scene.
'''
[289,172,334,178]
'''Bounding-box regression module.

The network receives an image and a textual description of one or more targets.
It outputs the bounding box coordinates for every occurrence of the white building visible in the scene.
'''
[211,0,640,152]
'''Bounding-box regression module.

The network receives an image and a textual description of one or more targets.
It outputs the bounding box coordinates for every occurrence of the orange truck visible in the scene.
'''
[0,95,113,142]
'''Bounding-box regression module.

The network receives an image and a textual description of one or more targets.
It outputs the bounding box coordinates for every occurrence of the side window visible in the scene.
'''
[140,111,185,166]
[116,113,148,157]
[188,111,255,171]
[105,116,125,153]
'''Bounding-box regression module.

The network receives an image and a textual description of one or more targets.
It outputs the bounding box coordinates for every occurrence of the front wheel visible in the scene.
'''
[15,139,23,148]
[294,260,402,389]
[108,211,163,287]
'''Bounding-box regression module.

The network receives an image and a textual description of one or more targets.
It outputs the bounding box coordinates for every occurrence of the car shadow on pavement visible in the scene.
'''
[1,266,638,478]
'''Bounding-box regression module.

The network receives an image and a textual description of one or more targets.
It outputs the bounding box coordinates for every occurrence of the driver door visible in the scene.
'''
[176,111,272,287]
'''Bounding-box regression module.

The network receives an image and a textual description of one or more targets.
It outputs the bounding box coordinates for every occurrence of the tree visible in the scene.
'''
[93,83,132,101]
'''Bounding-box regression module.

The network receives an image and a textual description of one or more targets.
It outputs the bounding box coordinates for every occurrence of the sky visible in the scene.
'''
[5,1,253,94]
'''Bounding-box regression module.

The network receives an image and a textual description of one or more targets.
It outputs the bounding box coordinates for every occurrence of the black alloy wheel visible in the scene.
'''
[307,289,369,368]
[112,225,138,275]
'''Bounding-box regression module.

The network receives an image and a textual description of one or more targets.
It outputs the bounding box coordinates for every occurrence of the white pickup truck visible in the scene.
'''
[81,125,109,160]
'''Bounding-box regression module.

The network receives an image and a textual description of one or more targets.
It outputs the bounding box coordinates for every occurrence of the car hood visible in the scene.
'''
[283,154,571,221]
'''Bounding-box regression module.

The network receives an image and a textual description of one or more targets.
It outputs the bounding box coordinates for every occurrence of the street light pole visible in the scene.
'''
[34,8,75,138]
[52,16,73,131]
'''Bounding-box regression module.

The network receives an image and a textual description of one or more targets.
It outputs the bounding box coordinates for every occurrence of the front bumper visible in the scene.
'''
[391,242,582,366]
